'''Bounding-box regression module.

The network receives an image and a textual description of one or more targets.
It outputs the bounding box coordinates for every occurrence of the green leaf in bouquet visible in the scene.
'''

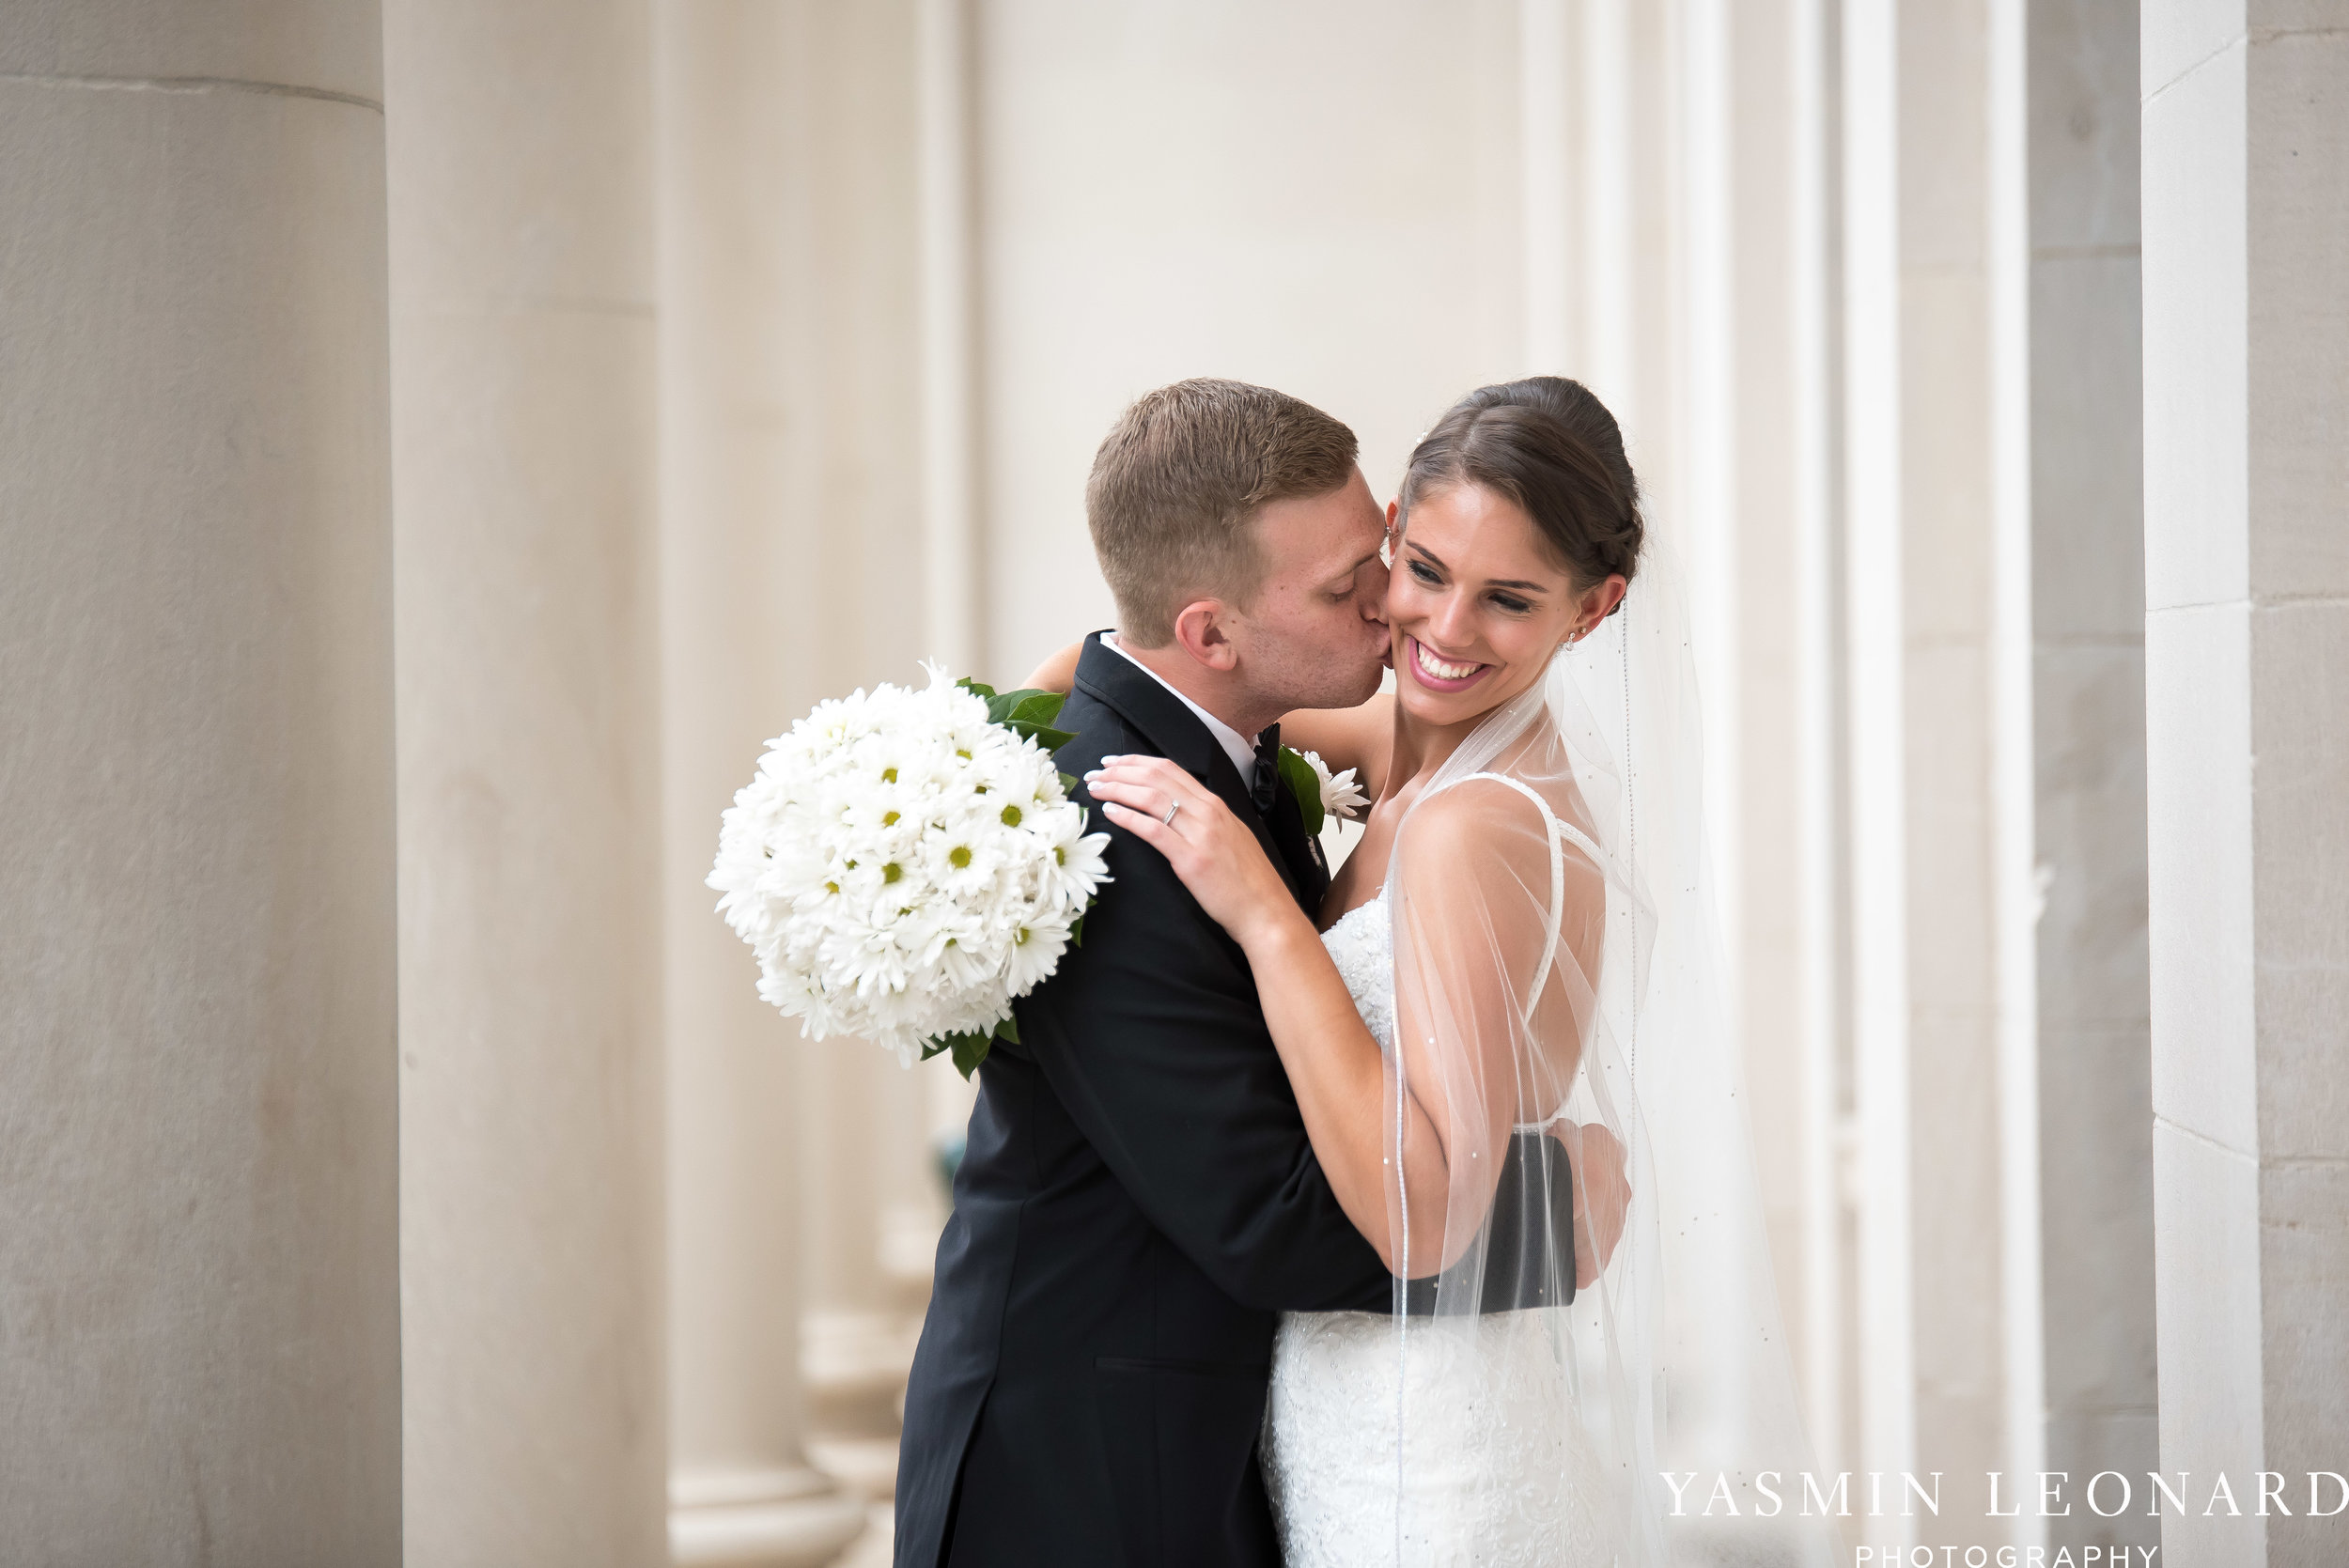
[950,1032,992,1079]
[1068,911,1087,948]
[976,686,1076,754]
[991,1012,1021,1047]
[1004,690,1067,728]
[956,675,999,703]
[1006,722,1077,753]
[1276,745,1327,835]
[979,688,1028,724]
[924,1027,993,1079]
[1059,770,1080,797]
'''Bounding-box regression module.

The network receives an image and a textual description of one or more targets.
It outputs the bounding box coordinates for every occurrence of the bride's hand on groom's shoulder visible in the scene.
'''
[1085,754,1302,952]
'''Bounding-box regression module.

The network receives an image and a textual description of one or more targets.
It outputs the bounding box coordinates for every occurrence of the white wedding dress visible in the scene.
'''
[1259,887,1618,1568]
[1252,573,1841,1568]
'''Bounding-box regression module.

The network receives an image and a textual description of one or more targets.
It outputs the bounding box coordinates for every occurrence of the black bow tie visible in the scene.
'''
[1251,724,1283,815]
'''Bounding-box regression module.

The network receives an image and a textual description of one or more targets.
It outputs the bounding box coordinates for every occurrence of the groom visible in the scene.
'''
[895,380,1395,1568]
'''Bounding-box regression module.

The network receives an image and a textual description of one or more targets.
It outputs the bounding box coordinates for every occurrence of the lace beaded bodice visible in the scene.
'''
[1317,891,1395,1053]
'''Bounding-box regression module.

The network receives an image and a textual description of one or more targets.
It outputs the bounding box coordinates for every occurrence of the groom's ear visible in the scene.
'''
[1169,599,1240,673]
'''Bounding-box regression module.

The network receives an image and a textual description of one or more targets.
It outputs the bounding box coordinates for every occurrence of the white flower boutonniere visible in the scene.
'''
[1275,746,1370,834]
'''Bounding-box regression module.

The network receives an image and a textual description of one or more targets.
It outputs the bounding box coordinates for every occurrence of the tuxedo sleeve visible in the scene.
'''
[1014,791,1392,1315]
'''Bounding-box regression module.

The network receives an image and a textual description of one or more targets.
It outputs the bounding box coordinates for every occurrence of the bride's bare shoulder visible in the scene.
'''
[1394,775,1548,862]
[1278,693,1395,797]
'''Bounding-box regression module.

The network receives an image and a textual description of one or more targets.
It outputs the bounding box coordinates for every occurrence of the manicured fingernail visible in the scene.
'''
[1100,753,1123,763]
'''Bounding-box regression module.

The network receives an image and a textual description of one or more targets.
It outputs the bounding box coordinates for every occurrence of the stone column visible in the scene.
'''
[653,3,892,1563]
[915,0,988,1268]
[384,2,669,1562]
[1842,0,2028,1544]
[1890,3,2009,1520]
[1719,0,1855,1473]
[0,3,400,1560]
[1571,0,1681,499]
[2142,6,2349,1565]
[2027,0,2157,1559]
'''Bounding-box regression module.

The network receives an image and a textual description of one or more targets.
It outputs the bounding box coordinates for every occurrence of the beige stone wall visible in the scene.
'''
[969,0,1530,682]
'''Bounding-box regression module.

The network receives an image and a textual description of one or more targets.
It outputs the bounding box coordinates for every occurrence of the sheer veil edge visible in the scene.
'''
[1381,537,1838,1567]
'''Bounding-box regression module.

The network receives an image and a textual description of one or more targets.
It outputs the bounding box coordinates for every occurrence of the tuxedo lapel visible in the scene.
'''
[1070,633,1313,914]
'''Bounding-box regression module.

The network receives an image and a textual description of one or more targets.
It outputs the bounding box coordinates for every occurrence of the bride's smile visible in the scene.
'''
[1404,632,1489,691]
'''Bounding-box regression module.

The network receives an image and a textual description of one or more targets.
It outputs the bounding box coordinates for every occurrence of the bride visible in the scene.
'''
[1080,378,1832,1567]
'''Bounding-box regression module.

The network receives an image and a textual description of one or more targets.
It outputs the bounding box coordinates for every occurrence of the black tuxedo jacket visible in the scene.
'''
[894,633,1391,1568]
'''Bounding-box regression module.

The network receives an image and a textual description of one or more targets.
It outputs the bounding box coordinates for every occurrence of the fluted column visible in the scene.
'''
[1712,0,1851,1474]
[2143,6,2349,1565]
[1841,1,2039,1548]
[0,3,400,1560]
[652,3,870,1564]
[384,2,668,1562]
[915,0,988,1281]
[2026,1,2156,1559]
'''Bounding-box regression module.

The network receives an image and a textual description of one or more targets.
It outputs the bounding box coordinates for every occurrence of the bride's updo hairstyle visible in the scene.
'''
[1398,376,1643,608]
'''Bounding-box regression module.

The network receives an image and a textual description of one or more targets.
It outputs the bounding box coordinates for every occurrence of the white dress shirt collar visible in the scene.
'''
[1102,633,1261,789]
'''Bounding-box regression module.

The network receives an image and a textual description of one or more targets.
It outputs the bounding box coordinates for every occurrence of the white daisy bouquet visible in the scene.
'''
[708,665,1110,1077]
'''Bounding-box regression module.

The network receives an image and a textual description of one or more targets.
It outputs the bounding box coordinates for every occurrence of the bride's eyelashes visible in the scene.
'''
[1404,556,1540,617]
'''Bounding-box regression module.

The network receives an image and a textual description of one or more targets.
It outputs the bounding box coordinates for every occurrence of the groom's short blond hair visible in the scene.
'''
[1085,379,1359,647]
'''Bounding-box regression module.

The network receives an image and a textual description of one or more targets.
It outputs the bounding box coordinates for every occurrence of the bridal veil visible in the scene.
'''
[1379,537,1836,1567]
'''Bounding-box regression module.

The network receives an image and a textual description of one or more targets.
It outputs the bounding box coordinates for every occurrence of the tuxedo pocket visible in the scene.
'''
[1092,1357,1275,1568]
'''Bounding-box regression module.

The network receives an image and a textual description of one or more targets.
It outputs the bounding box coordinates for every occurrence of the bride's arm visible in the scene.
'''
[1379,785,1564,1262]
[1086,754,1448,1271]
[1019,640,1084,694]
[1097,757,1603,1280]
